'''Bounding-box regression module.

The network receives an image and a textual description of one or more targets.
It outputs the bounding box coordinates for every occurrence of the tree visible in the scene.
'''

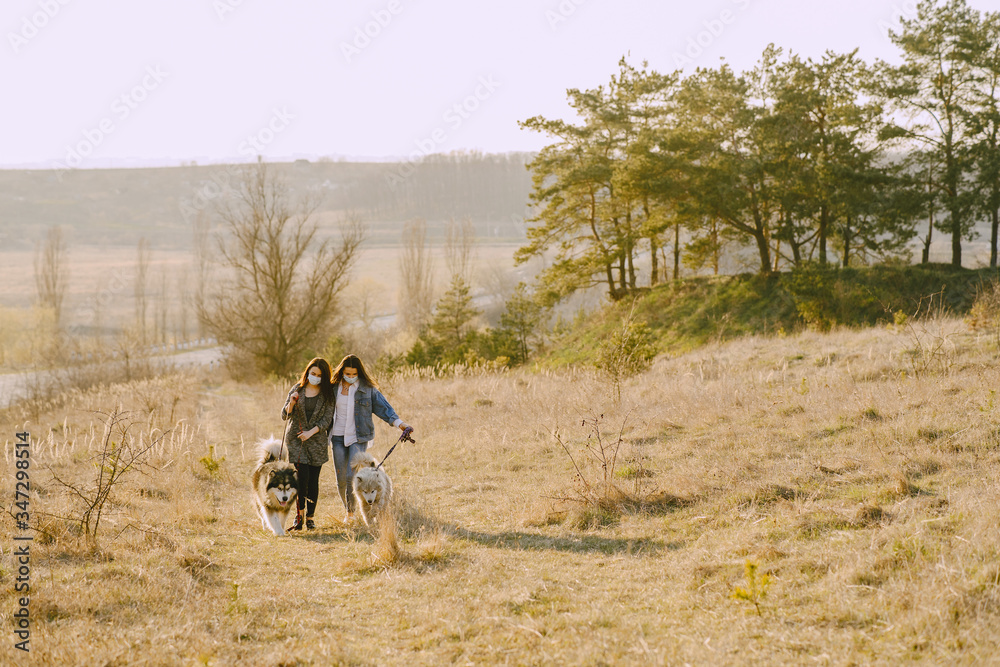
[398,218,434,334]
[34,226,68,328]
[611,61,684,284]
[769,50,886,266]
[444,217,476,284]
[192,210,211,338]
[497,283,544,365]
[428,275,480,352]
[880,0,981,267]
[833,163,920,266]
[517,107,620,304]
[407,275,481,366]
[134,237,150,340]
[517,59,674,303]
[199,160,364,377]
[968,9,1000,267]
[676,52,783,274]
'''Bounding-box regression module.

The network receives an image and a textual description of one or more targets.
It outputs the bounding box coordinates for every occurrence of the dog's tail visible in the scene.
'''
[350,449,377,474]
[257,436,285,464]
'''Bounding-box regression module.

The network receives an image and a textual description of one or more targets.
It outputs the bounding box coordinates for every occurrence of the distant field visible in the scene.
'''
[0,242,528,331]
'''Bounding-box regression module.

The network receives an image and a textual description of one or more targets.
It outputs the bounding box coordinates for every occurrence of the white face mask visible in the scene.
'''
[343,375,358,385]
[307,375,321,386]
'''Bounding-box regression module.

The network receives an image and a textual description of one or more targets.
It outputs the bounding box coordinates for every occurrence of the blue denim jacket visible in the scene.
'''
[329,382,400,444]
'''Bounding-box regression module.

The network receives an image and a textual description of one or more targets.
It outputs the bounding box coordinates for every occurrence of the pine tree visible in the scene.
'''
[879,0,981,267]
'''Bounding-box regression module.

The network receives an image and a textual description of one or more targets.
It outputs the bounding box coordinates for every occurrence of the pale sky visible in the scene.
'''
[3,0,994,169]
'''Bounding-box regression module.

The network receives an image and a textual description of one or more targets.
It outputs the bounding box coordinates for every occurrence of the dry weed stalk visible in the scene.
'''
[892,289,958,377]
[552,410,638,524]
[43,406,165,546]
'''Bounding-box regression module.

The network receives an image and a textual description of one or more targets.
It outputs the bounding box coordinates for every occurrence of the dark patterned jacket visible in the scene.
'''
[281,383,335,466]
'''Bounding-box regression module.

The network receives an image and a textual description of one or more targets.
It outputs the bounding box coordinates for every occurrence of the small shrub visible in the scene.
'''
[965,279,1000,345]
[731,560,770,616]
[861,407,882,422]
[595,305,656,402]
[199,445,225,479]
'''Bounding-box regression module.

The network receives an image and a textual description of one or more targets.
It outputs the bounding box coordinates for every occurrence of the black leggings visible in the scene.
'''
[294,463,322,517]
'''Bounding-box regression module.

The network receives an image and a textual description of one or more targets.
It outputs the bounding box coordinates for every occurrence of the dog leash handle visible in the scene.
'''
[376,428,415,470]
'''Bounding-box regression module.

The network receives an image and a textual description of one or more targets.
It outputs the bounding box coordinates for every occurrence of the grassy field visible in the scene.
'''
[2,317,1000,665]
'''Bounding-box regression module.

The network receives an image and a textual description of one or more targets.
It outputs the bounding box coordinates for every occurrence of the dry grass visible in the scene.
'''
[2,318,1000,664]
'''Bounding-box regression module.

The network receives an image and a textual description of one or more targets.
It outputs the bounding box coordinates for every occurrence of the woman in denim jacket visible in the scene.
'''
[328,354,413,522]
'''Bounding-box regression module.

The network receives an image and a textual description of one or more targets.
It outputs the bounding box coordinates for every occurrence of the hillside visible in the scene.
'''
[545,264,1000,367]
[1,318,998,664]
[0,153,533,251]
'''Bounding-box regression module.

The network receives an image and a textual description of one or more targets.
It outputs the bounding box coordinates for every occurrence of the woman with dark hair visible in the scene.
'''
[329,354,413,523]
[280,357,336,530]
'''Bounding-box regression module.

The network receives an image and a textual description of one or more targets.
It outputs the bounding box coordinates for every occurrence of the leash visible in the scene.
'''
[377,426,415,470]
[279,390,297,461]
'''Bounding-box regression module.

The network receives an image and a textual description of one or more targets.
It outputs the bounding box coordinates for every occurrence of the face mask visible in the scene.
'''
[343,375,358,385]
[307,375,321,386]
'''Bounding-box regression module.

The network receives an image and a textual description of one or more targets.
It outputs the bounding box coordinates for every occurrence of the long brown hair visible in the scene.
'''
[332,354,379,390]
[297,357,336,402]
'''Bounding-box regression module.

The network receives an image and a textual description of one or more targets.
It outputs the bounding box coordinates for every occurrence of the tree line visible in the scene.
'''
[516,0,1000,305]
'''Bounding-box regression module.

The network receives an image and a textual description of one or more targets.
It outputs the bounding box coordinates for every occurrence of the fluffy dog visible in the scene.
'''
[351,450,392,526]
[251,437,298,536]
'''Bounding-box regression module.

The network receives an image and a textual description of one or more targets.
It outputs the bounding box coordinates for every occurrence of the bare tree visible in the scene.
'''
[479,260,519,323]
[155,267,169,345]
[34,226,69,328]
[398,218,434,332]
[134,237,150,340]
[192,210,211,338]
[445,217,476,283]
[348,278,386,332]
[176,269,190,342]
[199,160,365,377]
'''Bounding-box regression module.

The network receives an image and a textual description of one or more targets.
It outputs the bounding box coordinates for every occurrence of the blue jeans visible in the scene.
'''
[331,435,367,513]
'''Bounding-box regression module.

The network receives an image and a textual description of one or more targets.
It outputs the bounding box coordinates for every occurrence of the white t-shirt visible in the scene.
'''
[332,382,358,446]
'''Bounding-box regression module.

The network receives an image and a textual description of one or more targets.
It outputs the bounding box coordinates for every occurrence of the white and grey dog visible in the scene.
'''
[251,437,298,536]
[351,450,393,526]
